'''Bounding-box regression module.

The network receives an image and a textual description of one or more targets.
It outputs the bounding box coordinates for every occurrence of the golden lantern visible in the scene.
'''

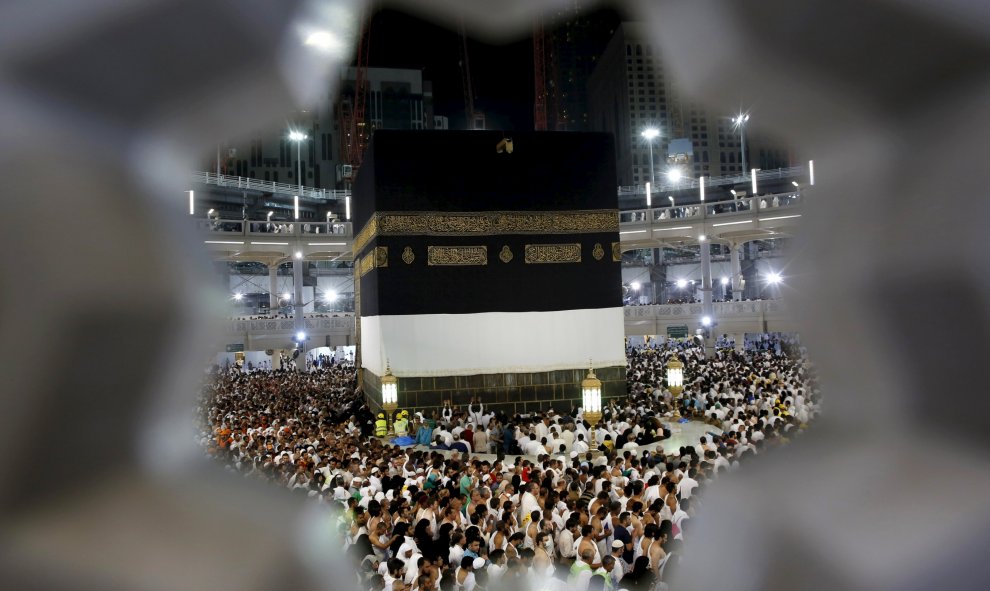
[381,362,398,435]
[582,367,603,448]
[666,355,685,420]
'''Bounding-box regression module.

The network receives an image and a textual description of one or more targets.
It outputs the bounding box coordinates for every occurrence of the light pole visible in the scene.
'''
[381,362,399,435]
[581,366,603,450]
[641,128,659,190]
[732,114,749,176]
[289,130,308,193]
[666,354,684,420]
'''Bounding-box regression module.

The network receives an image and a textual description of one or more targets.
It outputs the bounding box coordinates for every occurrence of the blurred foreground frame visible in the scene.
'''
[1,0,989,590]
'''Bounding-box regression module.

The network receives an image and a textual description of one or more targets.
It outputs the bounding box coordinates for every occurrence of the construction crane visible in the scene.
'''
[533,18,548,131]
[339,5,373,183]
[458,19,484,130]
[549,31,565,131]
[534,16,566,131]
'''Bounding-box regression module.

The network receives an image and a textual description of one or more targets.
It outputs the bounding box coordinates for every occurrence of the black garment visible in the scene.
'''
[622,572,656,591]
[416,533,438,562]
[613,524,634,564]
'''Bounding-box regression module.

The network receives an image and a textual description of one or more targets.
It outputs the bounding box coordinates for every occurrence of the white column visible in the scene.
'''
[730,243,742,301]
[653,247,664,305]
[293,256,305,329]
[269,265,279,310]
[700,239,714,357]
[293,255,307,370]
[700,240,713,317]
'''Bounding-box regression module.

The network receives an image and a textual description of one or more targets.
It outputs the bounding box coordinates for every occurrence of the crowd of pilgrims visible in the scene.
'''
[201,339,820,591]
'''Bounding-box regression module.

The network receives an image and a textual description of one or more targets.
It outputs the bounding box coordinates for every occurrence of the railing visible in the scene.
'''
[617,165,806,196]
[197,218,354,238]
[223,302,788,336]
[197,190,800,244]
[618,191,803,225]
[196,167,803,202]
[624,300,787,319]
[228,312,355,320]
[192,171,350,201]
[227,316,356,334]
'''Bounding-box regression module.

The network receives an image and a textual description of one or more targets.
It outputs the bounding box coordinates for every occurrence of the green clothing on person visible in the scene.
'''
[459,474,473,497]
[568,561,591,584]
[592,570,614,590]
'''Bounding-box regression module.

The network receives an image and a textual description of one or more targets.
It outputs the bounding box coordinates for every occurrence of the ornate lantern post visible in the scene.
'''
[666,355,685,419]
[381,362,398,435]
[582,367,603,448]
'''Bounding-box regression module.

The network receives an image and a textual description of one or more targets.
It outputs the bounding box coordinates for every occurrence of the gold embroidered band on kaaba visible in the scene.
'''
[358,246,389,277]
[352,210,619,255]
[428,246,488,266]
[525,243,582,264]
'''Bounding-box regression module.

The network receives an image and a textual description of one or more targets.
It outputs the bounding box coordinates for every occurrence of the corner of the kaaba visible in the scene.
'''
[353,130,626,417]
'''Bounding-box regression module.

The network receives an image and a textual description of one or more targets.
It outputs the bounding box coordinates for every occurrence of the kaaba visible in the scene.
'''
[353,130,626,415]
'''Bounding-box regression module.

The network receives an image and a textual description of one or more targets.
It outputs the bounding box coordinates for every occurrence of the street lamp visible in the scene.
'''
[666,167,683,183]
[666,355,685,419]
[581,366,603,449]
[289,130,308,193]
[381,362,399,435]
[641,128,659,188]
[731,113,750,175]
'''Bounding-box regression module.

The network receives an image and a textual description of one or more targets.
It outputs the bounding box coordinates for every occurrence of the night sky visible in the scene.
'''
[364,6,622,132]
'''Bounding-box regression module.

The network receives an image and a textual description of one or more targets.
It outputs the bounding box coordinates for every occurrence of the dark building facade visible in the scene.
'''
[548,3,620,131]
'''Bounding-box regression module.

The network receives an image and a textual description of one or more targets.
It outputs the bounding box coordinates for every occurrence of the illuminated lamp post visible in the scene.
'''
[732,113,750,175]
[666,355,685,420]
[582,366,603,449]
[641,127,659,189]
[288,130,308,193]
